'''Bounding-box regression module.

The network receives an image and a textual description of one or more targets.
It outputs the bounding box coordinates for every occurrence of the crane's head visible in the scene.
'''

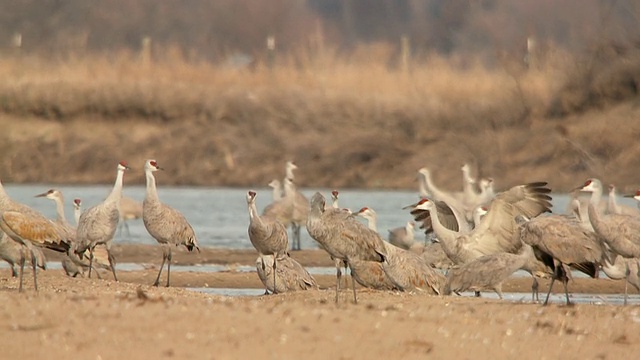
[118,161,130,171]
[35,189,60,200]
[623,189,640,201]
[608,184,615,192]
[331,190,339,199]
[247,190,257,203]
[73,198,82,209]
[268,179,280,189]
[403,198,431,211]
[355,207,376,221]
[576,178,600,192]
[286,161,298,171]
[144,159,163,172]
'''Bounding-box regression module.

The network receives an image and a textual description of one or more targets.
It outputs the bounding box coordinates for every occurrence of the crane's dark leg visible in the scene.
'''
[335,265,342,304]
[31,248,38,292]
[166,247,173,287]
[350,265,358,304]
[153,248,167,286]
[495,285,503,300]
[272,256,278,294]
[18,249,25,292]
[531,277,539,302]
[88,246,94,279]
[343,261,349,289]
[124,222,131,237]
[107,248,118,281]
[543,268,558,306]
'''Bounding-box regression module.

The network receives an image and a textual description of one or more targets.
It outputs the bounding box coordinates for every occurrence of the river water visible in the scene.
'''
[4,184,629,249]
[4,184,640,304]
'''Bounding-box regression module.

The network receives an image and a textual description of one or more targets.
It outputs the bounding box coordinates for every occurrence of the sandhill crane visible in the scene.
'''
[268,179,282,201]
[118,196,143,237]
[76,161,129,281]
[355,205,444,294]
[381,242,445,294]
[256,254,317,293]
[247,190,289,294]
[421,242,455,270]
[517,214,604,305]
[418,167,494,223]
[388,221,416,250]
[66,198,112,278]
[406,182,552,265]
[607,184,640,216]
[0,233,46,278]
[35,189,86,278]
[579,179,640,259]
[0,180,69,291]
[307,192,386,304]
[143,160,200,287]
[283,170,309,250]
[443,245,534,299]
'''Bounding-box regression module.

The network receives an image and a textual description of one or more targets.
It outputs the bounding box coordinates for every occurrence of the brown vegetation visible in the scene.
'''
[1,47,639,192]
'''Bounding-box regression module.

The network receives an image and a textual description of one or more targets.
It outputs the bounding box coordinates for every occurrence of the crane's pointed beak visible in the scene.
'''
[623,194,635,198]
[402,202,419,210]
[34,192,48,198]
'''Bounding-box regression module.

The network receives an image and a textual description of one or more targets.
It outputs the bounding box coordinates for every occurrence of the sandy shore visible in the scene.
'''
[1,244,639,359]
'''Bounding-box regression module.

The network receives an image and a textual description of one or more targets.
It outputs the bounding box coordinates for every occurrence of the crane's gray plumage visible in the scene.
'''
[517,214,604,305]
[348,258,398,290]
[247,190,289,294]
[443,245,534,299]
[388,221,416,250]
[307,192,386,304]
[76,161,129,281]
[579,178,640,259]
[355,205,444,294]
[256,254,317,293]
[0,179,70,291]
[143,159,199,287]
[0,232,46,278]
[382,242,445,294]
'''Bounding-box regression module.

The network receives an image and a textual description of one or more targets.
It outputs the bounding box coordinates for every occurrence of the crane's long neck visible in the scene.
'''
[283,180,296,197]
[271,185,282,201]
[52,196,68,225]
[248,201,262,225]
[331,197,339,209]
[418,171,432,198]
[428,207,464,263]
[74,207,81,225]
[404,222,414,240]
[608,187,620,214]
[106,169,125,204]
[362,214,377,232]
[462,167,476,196]
[586,192,605,234]
[145,170,160,203]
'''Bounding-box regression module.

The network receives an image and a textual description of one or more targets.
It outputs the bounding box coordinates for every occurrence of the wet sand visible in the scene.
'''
[1,244,639,359]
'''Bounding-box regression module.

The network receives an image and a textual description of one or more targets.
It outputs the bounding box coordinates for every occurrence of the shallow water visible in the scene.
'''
[4,184,632,249]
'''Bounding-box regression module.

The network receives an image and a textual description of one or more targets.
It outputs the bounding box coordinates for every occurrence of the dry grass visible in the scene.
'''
[0,49,637,191]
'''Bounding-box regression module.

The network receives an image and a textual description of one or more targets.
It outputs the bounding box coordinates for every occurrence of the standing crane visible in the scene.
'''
[355,205,444,294]
[443,245,535,299]
[142,160,200,287]
[579,179,640,259]
[517,214,604,305]
[76,161,129,281]
[0,233,46,278]
[307,192,387,304]
[0,180,69,291]
[247,190,289,294]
